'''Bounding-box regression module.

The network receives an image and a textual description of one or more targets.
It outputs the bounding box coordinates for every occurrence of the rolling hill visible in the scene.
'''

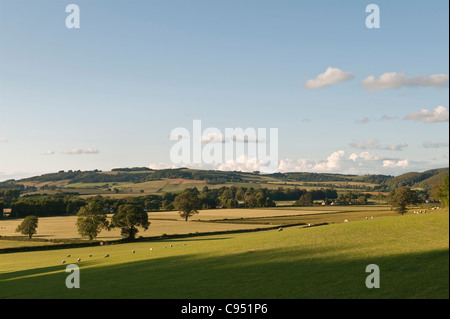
[0,167,448,197]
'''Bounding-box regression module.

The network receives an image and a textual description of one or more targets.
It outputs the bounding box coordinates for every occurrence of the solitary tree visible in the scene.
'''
[389,187,419,215]
[15,215,39,239]
[76,202,110,240]
[174,188,202,221]
[111,204,150,239]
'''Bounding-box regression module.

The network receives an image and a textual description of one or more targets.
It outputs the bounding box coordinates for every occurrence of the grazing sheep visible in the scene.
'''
[62,260,66,264]
[278,227,283,231]
[67,254,71,258]
[150,248,152,251]
[132,250,135,253]
[105,254,110,258]
[170,244,173,247]
[89,254,92,257]
[365,217,368,220]
[344,219,349,223]
[370,216,374,219]
[308,223,311,227]
[77,258,81,262]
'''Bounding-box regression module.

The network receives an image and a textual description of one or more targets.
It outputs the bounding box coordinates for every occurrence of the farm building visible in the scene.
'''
[2,208,12,218]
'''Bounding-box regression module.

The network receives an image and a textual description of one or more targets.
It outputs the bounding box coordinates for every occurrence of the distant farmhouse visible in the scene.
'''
[2,208,12,218]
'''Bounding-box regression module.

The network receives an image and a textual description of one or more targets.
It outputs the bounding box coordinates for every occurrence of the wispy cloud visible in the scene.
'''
[304,67,354,89]
[349,139,408,151]
[356,117,371,124]
[42,150,55,155]
[0,138,9,143]
[404,106,449,123]
[62,148,99,155]
[356,114,398,124]
[379,114,397,121]
[362,72,449,92]
[422,140,449,149]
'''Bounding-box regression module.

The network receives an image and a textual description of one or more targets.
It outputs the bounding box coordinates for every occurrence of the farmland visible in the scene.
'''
[1,205,400,244]
[0,167,448,300]
[0,210,448,299]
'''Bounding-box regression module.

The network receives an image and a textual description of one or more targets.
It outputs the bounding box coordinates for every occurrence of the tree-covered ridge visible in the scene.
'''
[0,167,448,193]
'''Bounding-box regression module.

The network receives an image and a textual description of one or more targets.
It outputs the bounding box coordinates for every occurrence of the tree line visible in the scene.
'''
[2,186,338,218]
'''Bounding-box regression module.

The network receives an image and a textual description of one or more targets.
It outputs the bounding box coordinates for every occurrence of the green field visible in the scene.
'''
[0,210,448,299]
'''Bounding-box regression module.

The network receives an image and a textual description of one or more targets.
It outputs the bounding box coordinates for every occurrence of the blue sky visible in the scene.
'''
[0,0,448,180]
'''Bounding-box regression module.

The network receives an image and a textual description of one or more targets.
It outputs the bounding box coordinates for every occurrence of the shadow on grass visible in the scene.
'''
[1,246,448,299]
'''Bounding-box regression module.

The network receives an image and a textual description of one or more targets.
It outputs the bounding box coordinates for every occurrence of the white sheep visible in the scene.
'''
[77,258,81,262]
[365,217,368,220]
[150,248,153,251]
[344,219,349,223]
[132,250,135,253]
[278,227,283,231]
[170,244,173,247]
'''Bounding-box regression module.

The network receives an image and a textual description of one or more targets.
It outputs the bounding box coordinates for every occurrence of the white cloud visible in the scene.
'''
[218,154,264,172]
[349,152,384,162]
[382,159,409,168]
[0,138,8,143]
[404,106,449,123]
[62,148,99,155]
[279,150,346,173]
[423,140,449,148]
[304,67,354,89]
[362,72,449,92]
[42,150,55,155]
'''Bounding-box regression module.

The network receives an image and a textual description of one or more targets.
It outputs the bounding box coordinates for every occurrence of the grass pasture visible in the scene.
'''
[0,211,448,299]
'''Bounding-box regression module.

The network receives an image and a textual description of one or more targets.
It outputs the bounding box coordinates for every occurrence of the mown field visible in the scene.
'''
[0,205,398,245]
[0,210,448,299]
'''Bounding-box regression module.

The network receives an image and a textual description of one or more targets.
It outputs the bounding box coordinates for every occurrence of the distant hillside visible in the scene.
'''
[383,168,449,189]
[1,167,448,193]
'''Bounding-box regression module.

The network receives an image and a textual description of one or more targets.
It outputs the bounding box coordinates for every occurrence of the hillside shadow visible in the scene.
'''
[1,245,448,299]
